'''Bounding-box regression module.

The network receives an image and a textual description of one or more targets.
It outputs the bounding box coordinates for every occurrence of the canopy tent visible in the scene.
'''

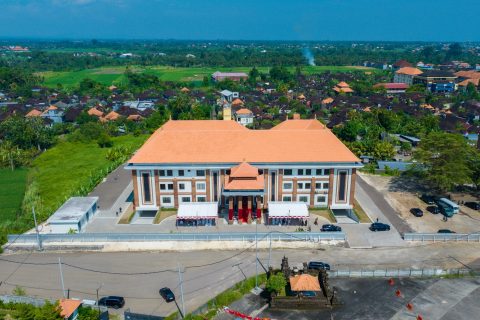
[289,274,321,292]
[177,202,218,219]
[267,202,309,219]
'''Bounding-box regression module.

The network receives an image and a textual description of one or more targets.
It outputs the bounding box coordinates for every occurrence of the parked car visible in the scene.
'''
[464,202,480,210]
[438,229,456,234]
[370,222,390,231]
[420,194,436,205]
[321,224,342,232]
[438,202,454,217]
[426,205,440,214]
[308,261,331,271]
[159,287,175,302]
[98,296,125,309]
[410,208,424,217]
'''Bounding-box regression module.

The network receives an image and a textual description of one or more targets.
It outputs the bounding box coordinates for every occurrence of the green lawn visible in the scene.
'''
[29,134,147,221]
[38,65,376,88]
[0,168,28,222]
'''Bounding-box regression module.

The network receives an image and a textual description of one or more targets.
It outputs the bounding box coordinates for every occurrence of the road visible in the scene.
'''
[1,244,479,317]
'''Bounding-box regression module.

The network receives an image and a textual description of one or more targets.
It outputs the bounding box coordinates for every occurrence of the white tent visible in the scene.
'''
[177,202,218,219]
[268,202,309,218]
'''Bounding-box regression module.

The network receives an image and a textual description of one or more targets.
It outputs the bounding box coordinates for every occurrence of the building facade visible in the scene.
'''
[126,120,361,223]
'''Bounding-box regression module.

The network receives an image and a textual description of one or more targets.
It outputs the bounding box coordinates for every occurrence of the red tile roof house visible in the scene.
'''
[125,119,362,225]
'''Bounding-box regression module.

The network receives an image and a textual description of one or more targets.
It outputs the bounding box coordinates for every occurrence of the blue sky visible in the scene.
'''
[0,0,478,41]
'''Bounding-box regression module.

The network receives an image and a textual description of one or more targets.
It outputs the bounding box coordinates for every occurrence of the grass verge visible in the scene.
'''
[309,209,335,223]
[354,200,372,223]
[153,209,177,224]
[0,168,28,222]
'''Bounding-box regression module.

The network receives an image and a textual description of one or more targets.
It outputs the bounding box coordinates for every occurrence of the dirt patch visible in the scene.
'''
[360,173,480,233]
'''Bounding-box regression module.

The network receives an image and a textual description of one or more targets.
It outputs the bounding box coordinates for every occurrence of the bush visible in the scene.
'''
[266,273,287,295]
[97,133,113,148]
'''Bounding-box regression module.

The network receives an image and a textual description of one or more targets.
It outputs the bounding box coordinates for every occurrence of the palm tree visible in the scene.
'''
[0,141,21,171]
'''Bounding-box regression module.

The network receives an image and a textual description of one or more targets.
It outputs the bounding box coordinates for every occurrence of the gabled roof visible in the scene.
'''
[396,67,423,76]
[88,107,103,117]
[25,109,42,117]
[105,111,120,121]
[232,98,244,105]
[235,108,252,115]
[322,97,334,104]
[337,81,350,88]
[289,274,320,291]
[59,299,82,319]
[230,162,259,178]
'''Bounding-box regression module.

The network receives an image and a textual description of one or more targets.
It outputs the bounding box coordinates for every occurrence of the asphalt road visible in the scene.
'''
[1,244,479,317]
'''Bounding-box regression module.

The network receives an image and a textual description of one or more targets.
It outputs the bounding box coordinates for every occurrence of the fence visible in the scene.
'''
[124,309,165,320]
[0,295,51,307]
[7,232,345,245]
[328,268,473,278]
[403,233,480,242]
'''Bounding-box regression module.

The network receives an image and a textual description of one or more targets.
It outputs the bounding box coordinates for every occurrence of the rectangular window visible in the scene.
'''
[299,196,309,203]
[160,184,166,190]
[283,196,292,202]
[316,196,326,203]
[166,170,173,176]
[178,183,185,190]
[305,169,312,175]
[270,172,276,201]
[196,182,206,190]
[338,171,347,202]
[297,182,303,189]
[167,183,174,190]
[160,183,173,191]
[162,196,172,204]
[141,172,152,204]
[315,182,322,189]
[305,183,311,189]
[197,196,206,202]
[178,170,184,176]
[323,182,329,189]
[284,169,292,176]
[181,196,191,203]
[213,172,219,201]
[283,182,293,190]
[196,170,205,176]
[159,170,165,177]
[315,169,322,176]
[324,169,330,175]
[297,169,304,176]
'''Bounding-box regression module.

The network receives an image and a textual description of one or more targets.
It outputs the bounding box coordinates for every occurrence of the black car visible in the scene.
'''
[438,229,456,234]
[308,261,331,271]
[426,205,440,214]
[420,194,436,205]
[159,287,175,302]
[321,224,342,232]
[410,208,423,217]
[370,222,391,231]
[98,296,125,309]
[464,202,480,210]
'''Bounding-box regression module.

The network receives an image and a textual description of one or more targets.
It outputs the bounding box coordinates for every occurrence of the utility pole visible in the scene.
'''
[267,232,272,270]
[96,283,103,318]
[178,264,186,318]
[32,207,42,251]
[58,258,66,298]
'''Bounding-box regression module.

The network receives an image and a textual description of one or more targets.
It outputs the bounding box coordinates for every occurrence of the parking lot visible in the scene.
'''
[360,173,480,234]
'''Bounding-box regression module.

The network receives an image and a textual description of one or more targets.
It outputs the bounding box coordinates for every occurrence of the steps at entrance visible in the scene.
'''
[335,215,359,224]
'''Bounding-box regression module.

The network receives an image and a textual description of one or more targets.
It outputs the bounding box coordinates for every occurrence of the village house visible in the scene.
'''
[125,119,361,225]
[233,108,254,126]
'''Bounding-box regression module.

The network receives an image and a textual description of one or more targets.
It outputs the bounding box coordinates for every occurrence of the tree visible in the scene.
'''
[0,140,22,170]
[266,273,286,295]
[413,132,472,192]
[372,141,395,160]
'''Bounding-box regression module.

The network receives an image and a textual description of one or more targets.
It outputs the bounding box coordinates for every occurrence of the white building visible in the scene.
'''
[234,108,254,126]
[47,197,98,233]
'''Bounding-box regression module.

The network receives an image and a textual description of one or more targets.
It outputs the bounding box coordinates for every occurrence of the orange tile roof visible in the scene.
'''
[180,87,190,93]
[337,81,350,88]
[232,98,244,105]
[455,71,480,79]
[59,299,81,319]
[225,163,264,190]
[333,86,354,93]
[47,105,58,110]
[396,67,423,76]
[230,162,259,178]
[105,111,120,121]
[129,119,359,164]
[235,108,252,115]
[127,114,144,121]
[108,85,117,90]
[458,78,480,86]
[26,109,42,117]
[322,97,334,104]
[88,107,104,117]
[297,94,306,100]
[289,274,320,291]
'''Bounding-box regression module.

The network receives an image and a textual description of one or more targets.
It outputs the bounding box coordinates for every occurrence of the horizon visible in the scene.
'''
[1,0,479,42]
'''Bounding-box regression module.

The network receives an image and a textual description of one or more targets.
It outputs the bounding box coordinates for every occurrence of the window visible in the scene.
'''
[160,183,173,191]
[284,169,292,176]
[299,196,309,203]
[181,196,191,203]
[324,169,330,175]
[159,170,165,177]
[305,169,312,175]
[160,184,166,190]
[297,182,310,190]
[305,183,311,189]
[178,183,185,190]
[141,172,152,204]
[316,196,326,203]
[197,196,206,202]
[315,182,322,189]
[196,182,206,190]
[159,170,173,177]
[283,196,292,202]
[338,171,347,202]
[297,182,304,189]
[168,184,174,190]
[315,169,322,176]
[167,170,173,176]
[196,170,205,177]
[283,182,293,190]
[297,169,304,176]
[270,172,276,201]
[178,170,184,176]
[162,196,172,204]
[323,183,329,189]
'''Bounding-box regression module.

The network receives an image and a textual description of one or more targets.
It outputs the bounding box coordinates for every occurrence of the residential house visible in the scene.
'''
[332,82,354,94]
[234,108,254,126]
[393,67,423,85]
[41,105,64,124]
[59,299,81,320]
[374,83,409,94]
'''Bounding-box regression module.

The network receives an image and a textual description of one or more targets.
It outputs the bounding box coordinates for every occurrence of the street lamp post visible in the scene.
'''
[96,283,103,318]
